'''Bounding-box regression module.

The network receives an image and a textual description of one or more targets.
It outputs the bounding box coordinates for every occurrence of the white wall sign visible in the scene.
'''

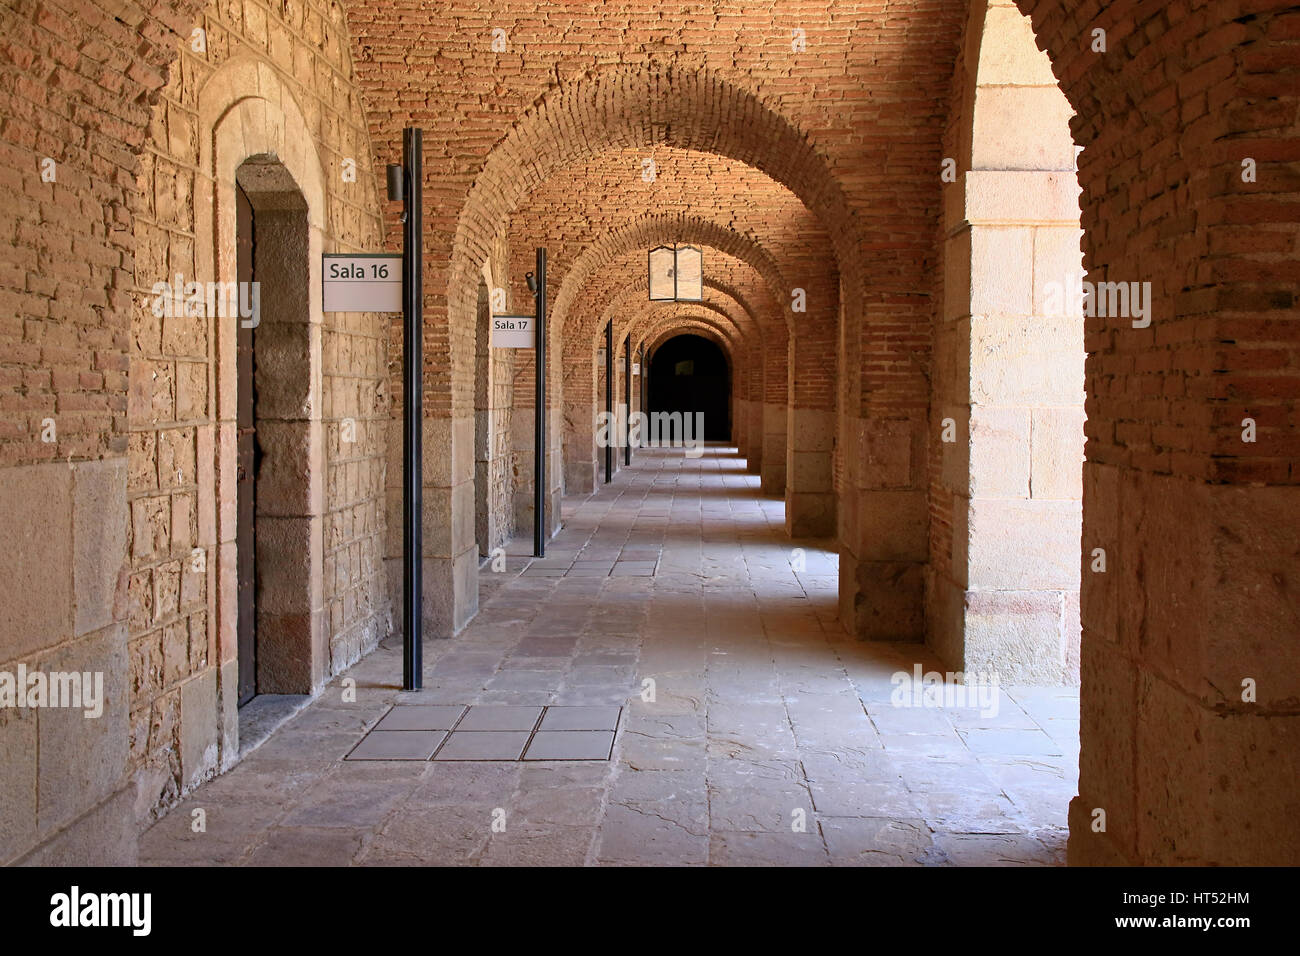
[632,363,641,375]
[323,255,402,312]
[491,314,535,348]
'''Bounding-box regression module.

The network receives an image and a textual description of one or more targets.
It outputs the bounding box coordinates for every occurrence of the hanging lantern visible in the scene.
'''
[648,245,676,301]
[647,244,703,301]
[673,245,703,301]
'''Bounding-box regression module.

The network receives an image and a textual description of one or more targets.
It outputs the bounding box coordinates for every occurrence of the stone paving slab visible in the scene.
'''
[138,446,1079,867]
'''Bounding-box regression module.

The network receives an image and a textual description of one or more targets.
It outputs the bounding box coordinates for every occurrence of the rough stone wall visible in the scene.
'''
[124,0,390,827]
[0,0,209,866]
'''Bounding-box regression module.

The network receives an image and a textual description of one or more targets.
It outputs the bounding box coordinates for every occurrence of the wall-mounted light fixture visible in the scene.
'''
[648,244,703,302]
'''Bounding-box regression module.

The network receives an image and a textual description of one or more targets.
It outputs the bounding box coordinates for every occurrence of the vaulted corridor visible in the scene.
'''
[138,446,1077,866]
[2,0,1296,887]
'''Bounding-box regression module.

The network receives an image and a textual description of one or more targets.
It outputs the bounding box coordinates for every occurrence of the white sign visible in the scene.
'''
[632,363,641,375]
[323,255,402,312]
[491,314,534,348]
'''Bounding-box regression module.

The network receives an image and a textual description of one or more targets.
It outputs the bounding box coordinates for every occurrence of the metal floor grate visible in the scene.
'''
[344,704,621,762]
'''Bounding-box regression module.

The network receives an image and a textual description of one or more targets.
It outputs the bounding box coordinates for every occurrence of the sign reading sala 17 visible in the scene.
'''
[323,254,402,312]
[491,314,534,348]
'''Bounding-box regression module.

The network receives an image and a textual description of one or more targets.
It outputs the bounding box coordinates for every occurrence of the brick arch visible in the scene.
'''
[451,61,860,323]
[699,277,767,341]
[579,281,761,379]
[609,286,760,437]
[554,212,793,341]
[556,232,809,508]
[642,323,739,446]
[613,282,761,349]
[568,260,778,386]
[560,279,758,494]
[598,280,765,445]
[644,321,736,362]
[453,65,853,510]
[452,62,854,550]
[558,244,777,405]
[562,244,783,421]
[629,299,750,355]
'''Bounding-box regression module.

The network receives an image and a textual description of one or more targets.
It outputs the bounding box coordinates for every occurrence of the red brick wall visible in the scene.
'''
[0,0,205,467]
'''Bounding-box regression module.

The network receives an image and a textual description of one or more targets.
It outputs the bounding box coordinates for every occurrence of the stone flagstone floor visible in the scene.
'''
[139,445,1079,866]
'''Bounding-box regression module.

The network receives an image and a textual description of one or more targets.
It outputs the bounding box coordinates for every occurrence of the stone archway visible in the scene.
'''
[930,0,1085,685]
[198,61,329,754]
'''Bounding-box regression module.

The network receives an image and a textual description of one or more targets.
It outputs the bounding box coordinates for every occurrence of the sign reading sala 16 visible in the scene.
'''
[323,254,402,312]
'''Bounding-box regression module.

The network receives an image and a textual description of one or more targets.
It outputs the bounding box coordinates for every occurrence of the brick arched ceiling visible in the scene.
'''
[19,0,1282,462]
[644,319,737,362]
[623,289,755,352]
[446,61,859,293]
[501,146,835,343]
[559,272,766,406]
[548,214,793,340]
[97,0,1146,426]
[629,305,746,359]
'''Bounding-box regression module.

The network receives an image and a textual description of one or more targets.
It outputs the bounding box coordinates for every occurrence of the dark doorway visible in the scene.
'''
[647,334,730,440]
[232,154,315,699]
[235,182,259,707]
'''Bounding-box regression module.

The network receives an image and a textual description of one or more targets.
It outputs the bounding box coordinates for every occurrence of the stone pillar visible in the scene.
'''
[734,398,747,458]
[561,345,598,495]
[760,403,786,495]
[839,415,927,640]
[250,205,327,693]
[562,404,598,494]
[388,413,478,640]
[435,414,479,636]
[786,406,835,536]
[747,400,763,474]
[930,168,1084,681]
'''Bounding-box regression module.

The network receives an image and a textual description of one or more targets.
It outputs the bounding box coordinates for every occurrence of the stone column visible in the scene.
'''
[786,406,835,536]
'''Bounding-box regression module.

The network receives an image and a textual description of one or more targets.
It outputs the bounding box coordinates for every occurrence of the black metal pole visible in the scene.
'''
[402,127,423,691]
[604,320,613,483]
[624,334,631,466]
[533,248,546,557]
